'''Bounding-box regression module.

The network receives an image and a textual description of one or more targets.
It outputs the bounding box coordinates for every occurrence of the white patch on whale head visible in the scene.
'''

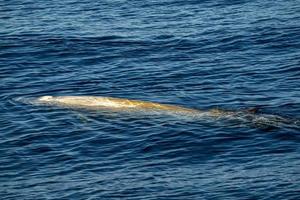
[39,96,53,102]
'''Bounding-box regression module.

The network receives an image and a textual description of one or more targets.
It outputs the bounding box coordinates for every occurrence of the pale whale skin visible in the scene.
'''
[36,95,227,117]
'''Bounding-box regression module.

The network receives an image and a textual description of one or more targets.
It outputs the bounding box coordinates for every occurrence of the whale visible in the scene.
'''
[32,95,299,129]
[35,95,206,114]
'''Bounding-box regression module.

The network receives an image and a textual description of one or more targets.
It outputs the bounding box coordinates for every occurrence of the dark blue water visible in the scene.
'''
[1,0,300,199]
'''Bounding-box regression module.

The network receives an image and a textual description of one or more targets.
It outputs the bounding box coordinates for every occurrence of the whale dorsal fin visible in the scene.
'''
[246,107,260,114]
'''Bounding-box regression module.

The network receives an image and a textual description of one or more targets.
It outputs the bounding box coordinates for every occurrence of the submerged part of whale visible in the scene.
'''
[31,95,299,129]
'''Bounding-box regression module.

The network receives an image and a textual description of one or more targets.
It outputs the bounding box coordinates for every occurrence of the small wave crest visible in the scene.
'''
[12,96,38,105]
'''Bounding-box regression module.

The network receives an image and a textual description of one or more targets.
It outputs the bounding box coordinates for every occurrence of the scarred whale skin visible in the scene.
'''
[35,95,227,117]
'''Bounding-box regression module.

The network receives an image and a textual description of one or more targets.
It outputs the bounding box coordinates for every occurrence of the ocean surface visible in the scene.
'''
[1,0,300,199]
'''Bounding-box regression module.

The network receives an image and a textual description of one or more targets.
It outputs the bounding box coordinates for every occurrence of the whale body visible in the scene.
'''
[33,95,299,129]
[35,95,236,119]
[36,95,211,114]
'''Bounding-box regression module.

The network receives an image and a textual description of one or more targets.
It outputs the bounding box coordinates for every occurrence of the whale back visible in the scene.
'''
[36,95,199,114]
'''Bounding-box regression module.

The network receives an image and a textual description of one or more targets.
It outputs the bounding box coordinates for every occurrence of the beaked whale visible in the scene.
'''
[36,95,210,115]
[33,95,299,129]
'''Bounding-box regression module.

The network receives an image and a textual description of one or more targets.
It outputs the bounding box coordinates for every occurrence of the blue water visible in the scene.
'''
[1,0,300,199]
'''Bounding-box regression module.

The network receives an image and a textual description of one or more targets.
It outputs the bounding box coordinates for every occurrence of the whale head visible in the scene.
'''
[38,96,54,102]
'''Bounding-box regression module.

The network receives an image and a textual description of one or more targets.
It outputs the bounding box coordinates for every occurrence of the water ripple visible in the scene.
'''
[1,0,300,199]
